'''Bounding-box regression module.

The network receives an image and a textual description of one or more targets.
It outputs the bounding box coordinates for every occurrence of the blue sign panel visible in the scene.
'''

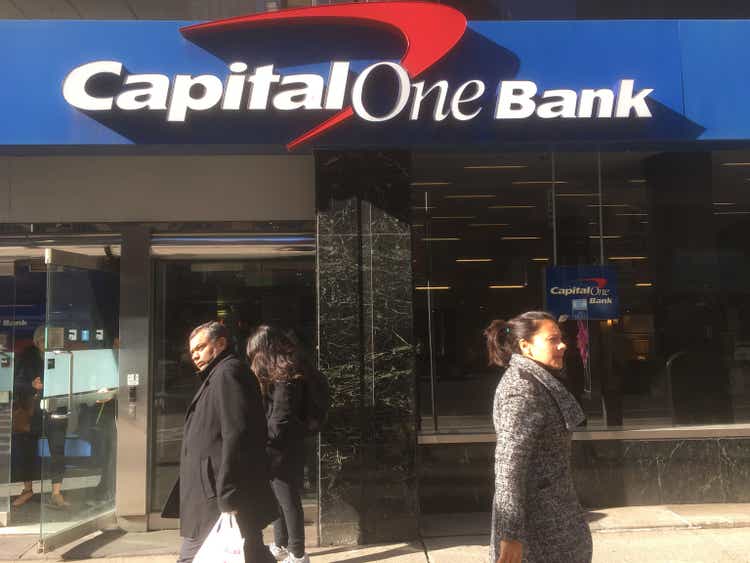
[0,6,749,150]
[546,266,619,320]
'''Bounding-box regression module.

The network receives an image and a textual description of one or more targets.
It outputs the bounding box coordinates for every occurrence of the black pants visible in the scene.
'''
[11,432,39,483]
[45,416,67,485]
[177,521,274,563]
[271,478,305,558]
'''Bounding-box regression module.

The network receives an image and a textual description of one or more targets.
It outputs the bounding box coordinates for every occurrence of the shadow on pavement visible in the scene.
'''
[60,529,127,560]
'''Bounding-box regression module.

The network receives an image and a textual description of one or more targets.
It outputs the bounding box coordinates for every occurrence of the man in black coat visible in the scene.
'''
[169,321,278,563]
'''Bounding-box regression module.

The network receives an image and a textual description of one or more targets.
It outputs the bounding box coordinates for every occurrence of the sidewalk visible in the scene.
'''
[2,504,750,562]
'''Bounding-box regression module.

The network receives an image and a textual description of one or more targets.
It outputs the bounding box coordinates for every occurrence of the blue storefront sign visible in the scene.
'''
[546,266,619,320]
[1,4,750,150]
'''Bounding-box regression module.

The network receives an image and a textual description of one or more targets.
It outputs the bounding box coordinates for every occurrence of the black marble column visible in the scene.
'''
[316,151,417,544]
[418,438,750,514]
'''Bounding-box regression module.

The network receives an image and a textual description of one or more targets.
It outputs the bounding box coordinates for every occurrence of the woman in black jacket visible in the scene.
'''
[247,325,310,563]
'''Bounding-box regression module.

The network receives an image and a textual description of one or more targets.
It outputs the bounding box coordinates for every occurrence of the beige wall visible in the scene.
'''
[0,154,315,223]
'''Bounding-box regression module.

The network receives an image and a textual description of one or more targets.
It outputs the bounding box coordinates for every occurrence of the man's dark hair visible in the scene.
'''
[190,321,229,343]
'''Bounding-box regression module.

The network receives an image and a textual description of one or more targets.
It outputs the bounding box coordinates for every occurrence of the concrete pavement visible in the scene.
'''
[5,529,750,562]
[425,528,750,562]
[2,504,750,562]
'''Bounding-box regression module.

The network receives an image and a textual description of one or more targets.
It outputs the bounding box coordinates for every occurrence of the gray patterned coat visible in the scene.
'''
[490,354,591,563]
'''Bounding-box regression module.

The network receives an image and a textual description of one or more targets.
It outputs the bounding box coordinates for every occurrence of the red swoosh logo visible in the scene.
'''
[181,2,467,150]
[580,278,608,288]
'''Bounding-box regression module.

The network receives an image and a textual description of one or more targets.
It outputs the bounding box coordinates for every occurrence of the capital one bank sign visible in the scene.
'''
[57,2,656,149]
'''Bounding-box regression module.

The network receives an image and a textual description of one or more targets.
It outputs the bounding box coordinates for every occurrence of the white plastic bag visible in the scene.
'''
[194,513,245,563]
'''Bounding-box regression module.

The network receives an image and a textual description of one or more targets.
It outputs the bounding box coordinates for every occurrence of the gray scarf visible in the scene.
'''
[509,354,586,431]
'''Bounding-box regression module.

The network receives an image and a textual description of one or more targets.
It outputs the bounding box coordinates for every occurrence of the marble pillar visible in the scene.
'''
[316,150,417,544]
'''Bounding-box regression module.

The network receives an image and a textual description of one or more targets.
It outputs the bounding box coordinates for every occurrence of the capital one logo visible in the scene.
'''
[550,277,612,298]
[61,2,655,149]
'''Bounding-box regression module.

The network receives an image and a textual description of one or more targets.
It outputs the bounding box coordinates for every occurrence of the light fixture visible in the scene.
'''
[410,181,452,186]
[422,237,461,241]
[501,236,541,240]
[468,223,509,227]
[589,235,622,239]
[489,204,536,209]
[714,211,750,215]
[512,180,568,185]
[489,284,526,289]
[608,256,647,260]
[444,194,496,199]
[532,257,549,262]
[721,162,750,167]
[628,179,647,184]
[415,285,451,291]
[464,164,527,170]
[712,202,736,206]
[635,282,653,287]
[456,258,494,263]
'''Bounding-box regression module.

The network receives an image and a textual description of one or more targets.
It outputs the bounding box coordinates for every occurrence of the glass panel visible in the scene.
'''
[151,257,316,512]
[445,0,750,21]
[553,152,608,427]
[40,261,119,543]
[0,265,16,523]
[412,152,553,432]
[414,148,750,435]
[6,260,47,531]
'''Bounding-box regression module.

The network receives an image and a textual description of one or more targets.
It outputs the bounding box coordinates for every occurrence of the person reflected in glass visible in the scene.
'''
[12,325,69,508]
[485,311,591,563]
[11,326,44,508]
[246,325,311,563]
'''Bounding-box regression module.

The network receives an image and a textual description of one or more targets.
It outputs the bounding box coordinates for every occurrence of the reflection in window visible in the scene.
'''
[413,149,750,433]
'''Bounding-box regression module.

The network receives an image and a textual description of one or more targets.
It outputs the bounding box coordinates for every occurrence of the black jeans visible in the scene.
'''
[11,432,39,483]
[45,415,67,485]
[271,478,305,558]
[177,520,275,563]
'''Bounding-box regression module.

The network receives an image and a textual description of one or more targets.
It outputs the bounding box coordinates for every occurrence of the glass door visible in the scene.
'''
[39,249,119,551]
[0,262,17,527]
[2,257,46,532]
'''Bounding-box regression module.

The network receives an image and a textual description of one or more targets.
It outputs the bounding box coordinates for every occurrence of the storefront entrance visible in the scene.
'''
[1,245,119,551]
[147,236,317,531]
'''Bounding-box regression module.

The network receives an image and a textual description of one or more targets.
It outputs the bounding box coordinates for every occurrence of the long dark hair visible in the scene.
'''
[246,325,310,392]
[484,311,557,367]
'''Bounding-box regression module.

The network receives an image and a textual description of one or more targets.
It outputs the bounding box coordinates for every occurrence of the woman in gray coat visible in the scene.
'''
[486,311,591,563]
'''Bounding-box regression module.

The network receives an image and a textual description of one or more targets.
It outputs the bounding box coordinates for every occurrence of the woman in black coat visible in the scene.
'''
[247,325,310,563]
[486,311,591,563]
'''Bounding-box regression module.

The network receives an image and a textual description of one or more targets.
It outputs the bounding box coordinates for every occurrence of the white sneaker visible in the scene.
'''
[269,543,289,561]
[282,554,310,563]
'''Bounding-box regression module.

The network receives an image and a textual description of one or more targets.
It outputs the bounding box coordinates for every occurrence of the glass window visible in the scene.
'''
[442,0,750,20]
[4,0,308,20]
[414,148,750,433]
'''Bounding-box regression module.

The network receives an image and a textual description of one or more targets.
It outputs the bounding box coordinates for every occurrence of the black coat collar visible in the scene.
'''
[187,349,235,419]
[197,348,232,381]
